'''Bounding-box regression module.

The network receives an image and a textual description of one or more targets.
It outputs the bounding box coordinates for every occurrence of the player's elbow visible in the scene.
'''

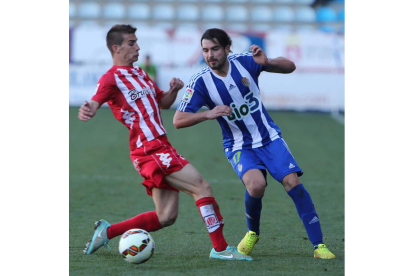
[174,113,192,129]
[173,115,183,129]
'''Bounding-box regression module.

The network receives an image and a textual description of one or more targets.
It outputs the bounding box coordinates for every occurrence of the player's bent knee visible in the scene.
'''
[282,173,301,191]
[156,208,178,227]
[160,218,176,227]
[158,213,178,227]
[245,179,266,197]
[247,184,266,197]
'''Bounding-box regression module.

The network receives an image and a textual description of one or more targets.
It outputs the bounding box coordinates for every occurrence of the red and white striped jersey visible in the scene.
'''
[92,65,166,151]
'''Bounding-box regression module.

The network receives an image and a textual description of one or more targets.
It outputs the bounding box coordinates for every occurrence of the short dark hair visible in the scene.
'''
[201,28,232,49]
[106,24,137,56]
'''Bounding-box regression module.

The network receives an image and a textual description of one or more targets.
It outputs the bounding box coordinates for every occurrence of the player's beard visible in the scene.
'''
[208,56,226,71]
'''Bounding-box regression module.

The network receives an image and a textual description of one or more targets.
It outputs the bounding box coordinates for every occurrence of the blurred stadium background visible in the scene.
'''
[69,0,344,116]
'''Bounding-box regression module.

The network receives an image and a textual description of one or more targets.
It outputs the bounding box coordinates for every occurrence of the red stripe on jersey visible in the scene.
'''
[115,70,159,139]
[109,73,146,149]
[147,93,166,133]
[147,92,166,134]
[140,68,163,101]
[129,68,147,88]
[138,69,166,132]
[130,68,166,133]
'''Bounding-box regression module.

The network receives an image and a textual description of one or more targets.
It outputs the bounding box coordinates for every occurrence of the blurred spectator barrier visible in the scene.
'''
[70,26,344,113]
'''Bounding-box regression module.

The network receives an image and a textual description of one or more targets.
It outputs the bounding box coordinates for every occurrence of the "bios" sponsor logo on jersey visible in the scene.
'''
[227,91,260,121]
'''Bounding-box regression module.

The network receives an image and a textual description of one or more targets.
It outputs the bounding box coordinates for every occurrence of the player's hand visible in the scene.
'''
[250,44,268,66]
[207,105,233,120]
[169,78,184,93]
[78,101,93,122]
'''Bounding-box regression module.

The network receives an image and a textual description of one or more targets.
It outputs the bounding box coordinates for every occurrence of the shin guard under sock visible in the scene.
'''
[196,197,228,252]
[244,189,263,235]
[287,184,323,246]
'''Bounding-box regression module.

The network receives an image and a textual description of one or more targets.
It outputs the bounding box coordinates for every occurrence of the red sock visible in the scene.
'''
[107,211,163,239]
[196,197,228,252]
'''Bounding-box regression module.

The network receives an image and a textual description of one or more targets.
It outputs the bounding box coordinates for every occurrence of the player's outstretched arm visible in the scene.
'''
[78,100,100,122]
[173,105,232,129]
[158,78,184,109]
[250,44,296,74]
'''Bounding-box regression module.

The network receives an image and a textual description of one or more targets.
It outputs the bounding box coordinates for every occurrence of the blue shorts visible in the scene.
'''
[225,138,303,183]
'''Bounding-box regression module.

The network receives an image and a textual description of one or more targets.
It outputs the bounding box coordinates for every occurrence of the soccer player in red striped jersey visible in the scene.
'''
[78,24,252,261]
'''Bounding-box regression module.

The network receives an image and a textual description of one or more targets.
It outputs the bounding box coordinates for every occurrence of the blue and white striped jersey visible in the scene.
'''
[177,52,282,152]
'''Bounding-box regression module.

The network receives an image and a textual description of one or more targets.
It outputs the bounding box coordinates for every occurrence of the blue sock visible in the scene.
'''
[244,190,262,235]
[287,184,323,247]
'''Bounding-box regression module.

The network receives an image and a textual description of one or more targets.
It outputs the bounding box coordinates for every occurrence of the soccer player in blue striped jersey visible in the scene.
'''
[173,28,335,259]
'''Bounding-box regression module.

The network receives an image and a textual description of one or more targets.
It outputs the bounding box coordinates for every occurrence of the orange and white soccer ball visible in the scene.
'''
[119,229,155,264]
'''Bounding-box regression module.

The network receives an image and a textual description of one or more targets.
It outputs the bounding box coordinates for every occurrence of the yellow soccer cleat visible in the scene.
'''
[237,231,260,255]
[314,244,336,259]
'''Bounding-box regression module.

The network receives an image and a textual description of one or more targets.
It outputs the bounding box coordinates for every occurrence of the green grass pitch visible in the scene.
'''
[69,107,344,275]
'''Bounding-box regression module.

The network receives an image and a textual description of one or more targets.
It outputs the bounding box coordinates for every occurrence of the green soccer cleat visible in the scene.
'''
[83,219,111,255]
[314,244,336,259]
[237,231,260,255]
[210,246,253,261]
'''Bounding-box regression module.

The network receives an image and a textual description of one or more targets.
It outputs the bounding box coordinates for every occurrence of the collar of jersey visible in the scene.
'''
[111,65,135,70]
[209,60,232,80]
